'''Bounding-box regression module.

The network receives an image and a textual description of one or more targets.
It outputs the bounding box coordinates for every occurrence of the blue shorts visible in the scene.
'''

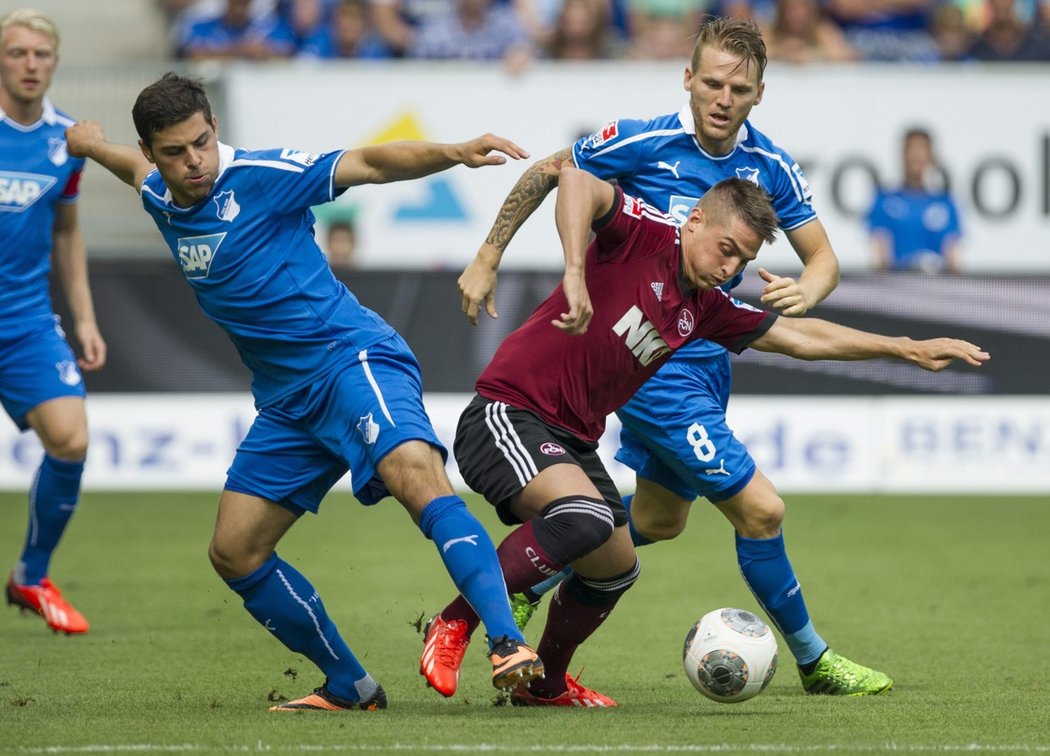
[0,316,86,430]
[614,350,754,503]
[225,334,445,515]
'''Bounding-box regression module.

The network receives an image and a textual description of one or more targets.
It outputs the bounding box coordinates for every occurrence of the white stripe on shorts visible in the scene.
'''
[358,349,395,426]
[483,401,539,488]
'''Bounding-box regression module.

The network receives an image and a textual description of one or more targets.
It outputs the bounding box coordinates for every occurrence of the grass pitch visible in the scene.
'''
[1,490,1048,754]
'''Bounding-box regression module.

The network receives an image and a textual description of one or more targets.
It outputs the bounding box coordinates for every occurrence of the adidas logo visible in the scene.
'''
[650,282,664,301]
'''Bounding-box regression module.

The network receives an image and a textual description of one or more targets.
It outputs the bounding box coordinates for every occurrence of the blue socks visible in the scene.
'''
[419,495,522,646]
[735,532,827,666]
[225,553,377,703]
[18,454,84,585]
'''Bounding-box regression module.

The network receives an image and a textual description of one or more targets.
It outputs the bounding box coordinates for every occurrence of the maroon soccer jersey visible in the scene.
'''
[476,188,776,442]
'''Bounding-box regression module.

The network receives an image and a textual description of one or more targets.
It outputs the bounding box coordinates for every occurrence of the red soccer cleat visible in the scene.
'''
[420,613,471,697]
[6,576,90,635]
[511,672,618,707]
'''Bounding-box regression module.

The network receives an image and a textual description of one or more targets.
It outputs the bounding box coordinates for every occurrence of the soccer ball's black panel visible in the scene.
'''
[697,649,749,697]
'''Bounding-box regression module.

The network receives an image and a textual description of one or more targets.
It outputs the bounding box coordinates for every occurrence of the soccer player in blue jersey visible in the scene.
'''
[454,16,894,695]
[2,9,107,636]
[64,72,543,711]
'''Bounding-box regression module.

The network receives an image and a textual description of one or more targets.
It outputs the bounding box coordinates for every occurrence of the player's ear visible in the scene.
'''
[682,67,693,91]
[210,115,219,135]
[754,80,765,106]
[137,139,154,164]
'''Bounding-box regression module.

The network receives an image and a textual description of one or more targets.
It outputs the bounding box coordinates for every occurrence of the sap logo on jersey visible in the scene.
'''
[0,172,56,213]
[668,194,700,226]
[612,305,672,367]
[177,233,226,279]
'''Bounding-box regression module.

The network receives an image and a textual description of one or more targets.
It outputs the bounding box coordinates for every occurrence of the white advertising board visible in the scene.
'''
[1,394,1046,494]
[225,62,1050,272]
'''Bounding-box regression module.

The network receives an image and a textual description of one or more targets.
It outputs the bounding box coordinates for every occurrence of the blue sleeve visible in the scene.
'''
[572,118,651,181]
[867,192,890,232]
[763,144,817,231]
[247,148,346,213]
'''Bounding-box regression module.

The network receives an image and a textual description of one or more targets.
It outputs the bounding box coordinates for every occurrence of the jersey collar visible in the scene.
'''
[0,97,58,130]
[677,104,750,159]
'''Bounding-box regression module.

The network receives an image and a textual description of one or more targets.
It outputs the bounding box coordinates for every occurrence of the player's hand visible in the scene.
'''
[459,245,501,326]
[552,269,592,334]
[75,322,107,372]
[454,134,530,168]
[910,338,990,371]
[65,121,106,158]
[757,267,816,317]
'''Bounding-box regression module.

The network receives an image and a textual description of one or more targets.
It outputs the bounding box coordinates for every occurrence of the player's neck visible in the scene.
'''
[0,92,44,126]
[695,132,734,157]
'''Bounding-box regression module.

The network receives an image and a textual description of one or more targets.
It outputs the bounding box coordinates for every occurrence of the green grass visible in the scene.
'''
[1,491,1048,754]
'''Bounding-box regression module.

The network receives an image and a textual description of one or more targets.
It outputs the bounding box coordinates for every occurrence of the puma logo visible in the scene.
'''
[657,160,681,179]
[442,534,479,553]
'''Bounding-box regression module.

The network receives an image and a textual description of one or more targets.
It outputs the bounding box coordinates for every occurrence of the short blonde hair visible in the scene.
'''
[0,8,59,49]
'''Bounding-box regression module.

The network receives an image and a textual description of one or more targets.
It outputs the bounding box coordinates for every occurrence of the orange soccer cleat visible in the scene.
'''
[511,672,617,707]
[419,614,471,697]
[269,683,387,712]
[6,576,89,635]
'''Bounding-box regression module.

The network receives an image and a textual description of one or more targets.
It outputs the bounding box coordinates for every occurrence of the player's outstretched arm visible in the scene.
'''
[65,121,153,191]
[334,134,529,189]
[548,166,615,335]
[459,146,573,326]
[751,317,990,371]
[51,203,107,372]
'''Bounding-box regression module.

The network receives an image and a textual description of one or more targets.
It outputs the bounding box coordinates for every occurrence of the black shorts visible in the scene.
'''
[454,394,626,527]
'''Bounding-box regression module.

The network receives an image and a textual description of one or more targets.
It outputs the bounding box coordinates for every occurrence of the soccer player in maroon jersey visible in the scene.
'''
[420,167,989,706]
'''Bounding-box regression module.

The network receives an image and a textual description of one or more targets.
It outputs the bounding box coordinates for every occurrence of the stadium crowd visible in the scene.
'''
[159,0,1050,64]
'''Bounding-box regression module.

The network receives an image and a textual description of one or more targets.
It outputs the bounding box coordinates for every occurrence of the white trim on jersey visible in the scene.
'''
[739,144,806,205]
[228,157,305,173]
[586,127,685,162]
[483,401,538,488]
[359,349,396,426]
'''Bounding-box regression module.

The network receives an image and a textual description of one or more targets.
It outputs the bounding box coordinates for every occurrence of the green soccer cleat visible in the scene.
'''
[510,592,539,631]
[799,649,893,696]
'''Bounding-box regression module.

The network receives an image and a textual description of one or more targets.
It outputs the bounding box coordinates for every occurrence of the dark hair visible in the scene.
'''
[698,178,779,245]
[132,72,213,148]
[691,16,767,82]
[903,126,932,145]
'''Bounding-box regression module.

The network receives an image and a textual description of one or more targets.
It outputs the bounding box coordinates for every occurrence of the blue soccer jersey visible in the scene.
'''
[868,188,961,272]
[0,99,84,328]
[140,144,395,406]
[572,105,816,361]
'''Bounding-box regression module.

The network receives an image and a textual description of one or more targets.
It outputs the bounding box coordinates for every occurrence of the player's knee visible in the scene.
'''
[208,535,266,580]
[532,495,616,565]
[637,516,687,543]
[737,494,785,540]
[42,426,89,462]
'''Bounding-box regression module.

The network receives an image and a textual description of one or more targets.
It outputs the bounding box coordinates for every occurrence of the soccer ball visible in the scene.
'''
[682,608,778,703]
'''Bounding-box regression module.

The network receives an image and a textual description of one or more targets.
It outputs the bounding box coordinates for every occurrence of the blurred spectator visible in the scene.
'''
[929,2,975,60]
[968,0,1050,60]
[409,0,534,64]
[825,0,940,61]
[299,0,394,57]
[763,0,856,63]
[543,0,625,58]
[179,0,298,58]
[868,128,962,274]
[625,0,706,59]
[323,220,358,268]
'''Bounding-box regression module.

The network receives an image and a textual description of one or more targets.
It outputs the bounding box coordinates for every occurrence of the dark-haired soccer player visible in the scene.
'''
[64,72,542,711]
[421,166,988,706]
[2,8,107,635]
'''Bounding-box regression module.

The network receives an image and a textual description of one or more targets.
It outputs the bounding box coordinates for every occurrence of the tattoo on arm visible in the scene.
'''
[486,147,573,251]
